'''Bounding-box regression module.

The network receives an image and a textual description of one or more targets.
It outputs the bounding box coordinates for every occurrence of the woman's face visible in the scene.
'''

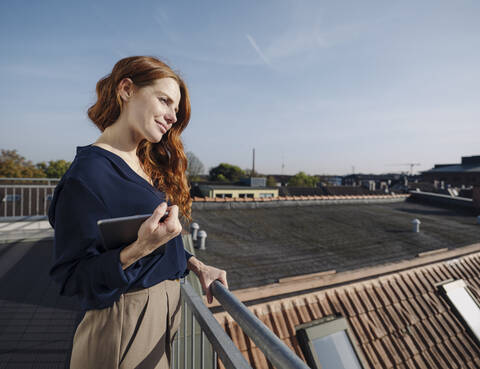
[124,77,181,143]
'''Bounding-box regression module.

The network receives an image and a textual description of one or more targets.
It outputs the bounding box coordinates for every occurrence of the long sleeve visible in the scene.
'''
[49,176,130,309]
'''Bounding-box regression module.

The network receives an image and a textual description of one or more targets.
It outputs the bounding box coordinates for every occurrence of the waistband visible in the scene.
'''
[125,279,180,296]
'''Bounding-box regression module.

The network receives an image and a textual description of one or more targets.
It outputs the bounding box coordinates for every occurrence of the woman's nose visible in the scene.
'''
[166,110,177,125]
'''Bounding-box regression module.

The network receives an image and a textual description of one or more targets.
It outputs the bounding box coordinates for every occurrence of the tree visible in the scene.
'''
[186,151,205,181]
[267,176,277,187]
[209,163,245,182]
[0,149,45,178]
[38,160,71,178]
[288,171,318,187]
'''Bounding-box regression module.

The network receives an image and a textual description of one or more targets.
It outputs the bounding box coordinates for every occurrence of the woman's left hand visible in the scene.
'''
[187,257,228,304]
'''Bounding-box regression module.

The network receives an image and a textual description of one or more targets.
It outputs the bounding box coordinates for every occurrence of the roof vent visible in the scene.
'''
[190,222,199,240]
[412,218,421,233]
[198,230,207,250]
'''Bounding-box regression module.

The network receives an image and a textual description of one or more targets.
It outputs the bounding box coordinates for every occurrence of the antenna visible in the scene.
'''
[387,163,421,176]
[281,152,285,175]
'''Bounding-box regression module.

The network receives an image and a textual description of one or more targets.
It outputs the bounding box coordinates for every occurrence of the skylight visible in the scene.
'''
[296,314,365,369]
[438,279,480,344]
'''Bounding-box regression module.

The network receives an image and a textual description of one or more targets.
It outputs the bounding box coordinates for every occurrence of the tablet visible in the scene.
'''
[97,214,151,250]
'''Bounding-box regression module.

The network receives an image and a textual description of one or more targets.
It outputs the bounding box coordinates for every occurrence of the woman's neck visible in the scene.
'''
[93,120,141,161]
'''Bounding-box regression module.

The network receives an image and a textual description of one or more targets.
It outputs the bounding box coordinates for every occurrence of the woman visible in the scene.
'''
[48,56,227,369]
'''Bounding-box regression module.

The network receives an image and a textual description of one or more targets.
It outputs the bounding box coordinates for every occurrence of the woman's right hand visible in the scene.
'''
[136,202,182,255]
[120,202,182,270]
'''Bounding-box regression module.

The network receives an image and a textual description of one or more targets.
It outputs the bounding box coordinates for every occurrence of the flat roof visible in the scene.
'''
[192,200,480,290]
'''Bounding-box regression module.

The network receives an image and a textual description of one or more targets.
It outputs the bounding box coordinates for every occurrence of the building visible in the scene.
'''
[197,184,279,199]
[190,196,480,368]
[214,245,480,368]
[423,155,480,188]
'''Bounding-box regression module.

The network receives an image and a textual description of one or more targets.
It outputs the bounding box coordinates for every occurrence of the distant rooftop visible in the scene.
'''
[192,200,480,290]
[425,155,480,173]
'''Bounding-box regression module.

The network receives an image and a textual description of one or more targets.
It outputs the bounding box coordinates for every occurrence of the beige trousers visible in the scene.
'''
[70,279,181,369]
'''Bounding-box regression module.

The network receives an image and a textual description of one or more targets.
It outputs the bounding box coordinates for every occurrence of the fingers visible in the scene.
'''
[151,202,168,225]
[220,271,228,290]
[166,204,179,220]
[206,284,213,304]
[164,205,182,235]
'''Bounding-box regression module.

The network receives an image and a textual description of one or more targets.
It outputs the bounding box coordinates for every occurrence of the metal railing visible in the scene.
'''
[174,280,310,369]
[0,178,60,218]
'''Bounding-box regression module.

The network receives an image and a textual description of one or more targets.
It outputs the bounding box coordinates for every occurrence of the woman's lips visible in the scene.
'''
[155,120,168,134]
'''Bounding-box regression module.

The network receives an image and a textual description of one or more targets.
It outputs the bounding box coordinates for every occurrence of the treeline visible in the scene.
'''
[0,149,70,178]
[207,163,320,188]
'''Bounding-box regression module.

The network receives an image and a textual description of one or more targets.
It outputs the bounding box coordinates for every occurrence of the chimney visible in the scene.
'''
[252,148,255,178]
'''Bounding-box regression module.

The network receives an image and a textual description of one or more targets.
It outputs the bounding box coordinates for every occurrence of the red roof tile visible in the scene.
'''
[214,247,480,369]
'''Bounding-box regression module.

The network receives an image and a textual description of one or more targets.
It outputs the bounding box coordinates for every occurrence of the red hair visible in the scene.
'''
[88,56,192,220]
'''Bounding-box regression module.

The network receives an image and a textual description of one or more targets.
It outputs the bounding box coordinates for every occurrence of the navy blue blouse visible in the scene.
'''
[48,144,192,311]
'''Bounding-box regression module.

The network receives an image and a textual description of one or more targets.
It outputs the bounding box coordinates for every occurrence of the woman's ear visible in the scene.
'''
[118,78,135,101]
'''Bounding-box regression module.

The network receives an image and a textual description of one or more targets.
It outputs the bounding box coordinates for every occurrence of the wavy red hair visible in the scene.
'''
[87,56,192,220]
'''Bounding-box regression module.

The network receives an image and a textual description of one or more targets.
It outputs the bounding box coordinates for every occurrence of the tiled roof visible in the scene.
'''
[214,247,480,369]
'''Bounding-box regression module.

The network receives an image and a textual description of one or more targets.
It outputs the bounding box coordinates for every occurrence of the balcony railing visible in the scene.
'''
[0,178,59,218]
[174,280,310,369]
[0,179,309,367]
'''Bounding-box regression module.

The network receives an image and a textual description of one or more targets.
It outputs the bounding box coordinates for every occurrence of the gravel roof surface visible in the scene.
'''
[192,200,480,290]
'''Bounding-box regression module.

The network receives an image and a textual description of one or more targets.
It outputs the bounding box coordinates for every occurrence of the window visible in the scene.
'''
[238,193,254,199]
[259,193,273,198]
[296,314,365,369]
[437,279,480,345]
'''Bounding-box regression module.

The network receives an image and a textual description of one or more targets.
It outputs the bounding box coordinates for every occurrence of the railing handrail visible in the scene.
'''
[181,280,253,369]
[211,280,311,369]
[0,185,57,188]
[0,177,61,181]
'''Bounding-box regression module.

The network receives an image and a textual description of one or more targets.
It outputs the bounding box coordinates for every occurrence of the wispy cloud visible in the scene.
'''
[246,34,272,67]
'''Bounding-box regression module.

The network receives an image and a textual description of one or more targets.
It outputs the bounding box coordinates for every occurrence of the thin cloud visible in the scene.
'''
[246,34,272,67]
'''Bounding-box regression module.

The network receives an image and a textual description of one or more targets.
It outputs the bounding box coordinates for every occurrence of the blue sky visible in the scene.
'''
[1,0,479,175]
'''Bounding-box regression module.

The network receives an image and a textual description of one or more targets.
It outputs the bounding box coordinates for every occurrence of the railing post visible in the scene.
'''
[211,280,311,369]
[180,281,252,369]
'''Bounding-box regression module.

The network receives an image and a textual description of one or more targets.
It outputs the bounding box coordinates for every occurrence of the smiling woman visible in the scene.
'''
[48,56,228,369]
[87,56,191,219]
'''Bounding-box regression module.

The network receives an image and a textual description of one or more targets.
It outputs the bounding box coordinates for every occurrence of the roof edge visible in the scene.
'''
[206,242,480,307]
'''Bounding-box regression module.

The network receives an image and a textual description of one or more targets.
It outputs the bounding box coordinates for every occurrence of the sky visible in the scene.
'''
[1,0,479,176]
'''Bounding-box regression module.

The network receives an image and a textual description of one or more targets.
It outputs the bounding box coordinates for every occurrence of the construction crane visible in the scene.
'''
[388,163,421,176]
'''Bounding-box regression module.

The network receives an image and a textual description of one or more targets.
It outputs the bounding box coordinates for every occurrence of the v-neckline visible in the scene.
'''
[88,144,158,191]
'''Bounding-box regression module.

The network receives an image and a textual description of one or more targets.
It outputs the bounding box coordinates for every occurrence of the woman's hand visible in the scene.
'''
[188,257,228,304]
[137,202,182,254]
[120,202,182,269]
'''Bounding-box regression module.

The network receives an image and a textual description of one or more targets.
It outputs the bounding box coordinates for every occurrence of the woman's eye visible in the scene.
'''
[159,97,168,104]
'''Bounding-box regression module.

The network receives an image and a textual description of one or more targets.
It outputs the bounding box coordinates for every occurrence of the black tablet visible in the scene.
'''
[97,214,151,250]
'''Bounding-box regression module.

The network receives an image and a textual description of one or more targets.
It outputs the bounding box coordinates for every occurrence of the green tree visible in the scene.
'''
[41,160,71,178]
[0,149,45,178]
[209,163,245,182]
[267,176,277,187]
[288,171,318,187]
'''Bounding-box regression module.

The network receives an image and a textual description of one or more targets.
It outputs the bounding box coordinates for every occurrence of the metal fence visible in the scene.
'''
[174,280,310,369]
[0,178,60,218]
